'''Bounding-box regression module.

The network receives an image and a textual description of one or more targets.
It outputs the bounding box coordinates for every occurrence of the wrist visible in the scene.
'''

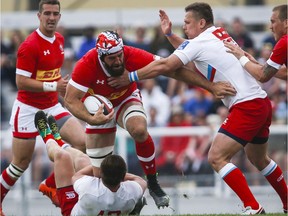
[43,81,57,92]
[165,31,173,37]
[128,71,139,82]
[239,56,249,67]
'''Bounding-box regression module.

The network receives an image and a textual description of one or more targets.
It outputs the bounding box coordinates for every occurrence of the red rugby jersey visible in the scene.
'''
[71,46,155,107]
[16,29,64,109]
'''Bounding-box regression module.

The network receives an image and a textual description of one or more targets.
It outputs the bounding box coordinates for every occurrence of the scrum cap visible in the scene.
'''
[96,30,123,58]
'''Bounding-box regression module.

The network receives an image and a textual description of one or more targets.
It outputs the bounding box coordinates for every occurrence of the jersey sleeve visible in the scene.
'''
[124,46,155,71]
[123,180,143,201]
[16,41,38,77]
[267,36,287,69]
[71,57,94,90]
[73,175,98,196]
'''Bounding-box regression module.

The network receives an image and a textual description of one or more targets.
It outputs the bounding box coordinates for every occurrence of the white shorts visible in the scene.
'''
[86,89,144,134]
[9,99,71,138]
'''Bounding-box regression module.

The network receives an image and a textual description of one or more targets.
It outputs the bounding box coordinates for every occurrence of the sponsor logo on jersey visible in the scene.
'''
[65,191,76,199]
[177,40,189,50]
[36,68,61,81]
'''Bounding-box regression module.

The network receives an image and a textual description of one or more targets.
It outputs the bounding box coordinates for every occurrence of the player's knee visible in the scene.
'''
[207,150,222,170]
[74,153,90,168]
[12,156,32,170]
[129,125,147,141]
[54,149,71,163]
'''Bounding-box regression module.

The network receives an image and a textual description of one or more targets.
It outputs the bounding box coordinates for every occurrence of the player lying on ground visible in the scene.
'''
[34,110,147,215]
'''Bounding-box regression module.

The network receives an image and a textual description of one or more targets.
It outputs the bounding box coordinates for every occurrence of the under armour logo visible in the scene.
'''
[96,80,105,85]
[223,118,228,125]
[65,191,76,199]
[44,50,50,55]
[145,164,154,169]
[277,174,284,182]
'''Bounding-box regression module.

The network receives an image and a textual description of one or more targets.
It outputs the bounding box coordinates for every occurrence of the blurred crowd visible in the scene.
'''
[1,17,287,186]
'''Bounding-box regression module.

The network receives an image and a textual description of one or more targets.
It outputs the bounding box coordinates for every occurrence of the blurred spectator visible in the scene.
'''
[61,48,75,77]
[1,30,25,126]
[156,105,192,175]
[271,93,287,124]
[229,17,255,55]
[125,25,150,51]
[149,25,175,93]
[31,137,53,186]
[115,25,129,45]
[76,26,96,60]
[262,33,276,47]
[56,25,73,49]
[141,79,171,126]
[215,18,227,28]
[149,25,174,57]
[183,88,213,125]
[257,43,284,98]
[1,30,25,89]
[0,129,13,172]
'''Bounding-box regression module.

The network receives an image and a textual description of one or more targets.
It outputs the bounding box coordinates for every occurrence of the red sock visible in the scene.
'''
[45,172,56,188]
[43,134,55,144]
[135,134,156,175]
[1,169,17,204]
[264,165,287,209]
[54,138,65,147]
[221,164,259,209]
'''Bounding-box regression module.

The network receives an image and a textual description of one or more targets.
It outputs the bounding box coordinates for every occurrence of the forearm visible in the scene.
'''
[274,66,287,80]
[77,165,94,176]
[72,165,97,184]
[136,58,172,80]
[165,33,185,49]
[16,74,56,92]
[64,85,92,124]
[124,173,147,192]
[168,66,214,93]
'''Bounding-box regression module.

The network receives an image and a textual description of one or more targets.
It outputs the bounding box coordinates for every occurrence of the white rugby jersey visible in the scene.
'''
[71,176,143,215]
[173,26,267,109]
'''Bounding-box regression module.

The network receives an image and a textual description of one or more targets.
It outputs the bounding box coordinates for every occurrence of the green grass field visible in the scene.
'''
[140,214,286,216]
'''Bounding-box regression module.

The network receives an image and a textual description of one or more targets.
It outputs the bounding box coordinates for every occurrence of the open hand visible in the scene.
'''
[159,10,172,36]
[211,81,237,99]
[107,69,130,89]
[57,74,69,97]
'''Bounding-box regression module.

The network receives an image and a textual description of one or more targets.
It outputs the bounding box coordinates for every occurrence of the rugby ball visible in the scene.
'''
[83,94,113,115]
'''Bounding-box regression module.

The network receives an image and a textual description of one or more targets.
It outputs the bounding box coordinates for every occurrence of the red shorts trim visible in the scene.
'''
[86,127,117,134]
[54,112,70,120]
[219,97,272,145]
[57,185,78,216]
[13,131,39,139]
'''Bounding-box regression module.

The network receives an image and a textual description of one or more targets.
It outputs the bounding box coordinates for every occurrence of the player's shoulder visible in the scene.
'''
[18,31,38,51]
[55,32,64,41]
[278,34,287,45]
[274,34,287,50]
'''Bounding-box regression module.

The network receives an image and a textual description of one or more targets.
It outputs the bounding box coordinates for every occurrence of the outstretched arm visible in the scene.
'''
[224,41,284,82]
[169,64,236,99]
[159,9,185,48]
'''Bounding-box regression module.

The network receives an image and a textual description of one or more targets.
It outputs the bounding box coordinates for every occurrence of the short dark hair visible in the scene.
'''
[273,4,287,21]
[185,2,214,25]
[100,155,127,187]
[39,0,60,13]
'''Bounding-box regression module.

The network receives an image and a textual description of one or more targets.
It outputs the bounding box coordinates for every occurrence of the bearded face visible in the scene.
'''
[101,51,125,77]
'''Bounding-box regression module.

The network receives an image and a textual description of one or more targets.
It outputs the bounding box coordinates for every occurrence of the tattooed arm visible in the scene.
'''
[224,41,287,82]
